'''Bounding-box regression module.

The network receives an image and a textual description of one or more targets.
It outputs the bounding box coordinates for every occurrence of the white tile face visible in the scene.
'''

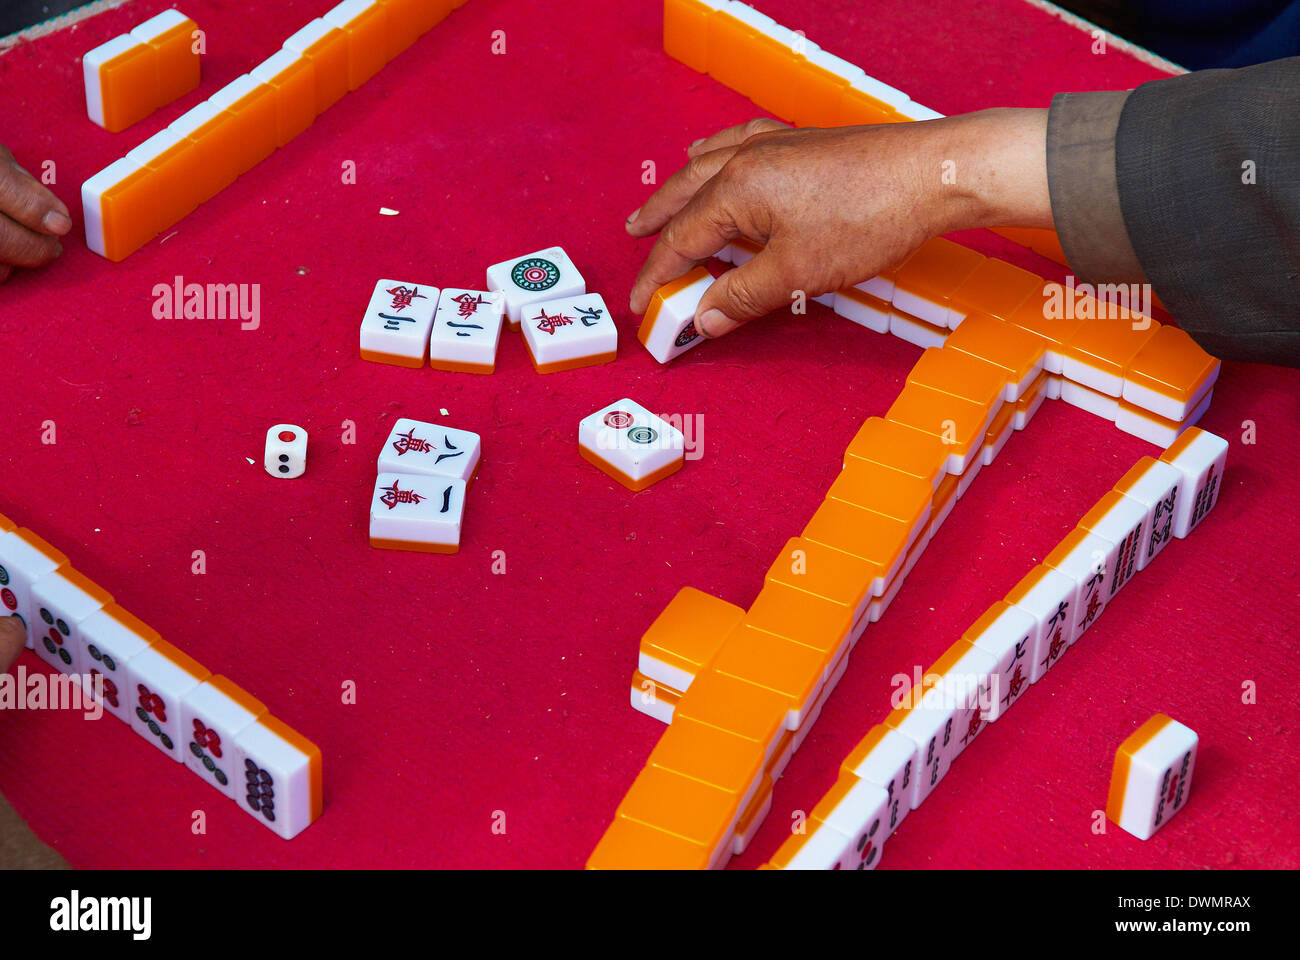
[578,399,685,486]
[1162,430,1228,538]
[123,646,209,761]
[77,609,154,721]
[369,473,466,550]
[485,246,585,327]
[0,531,66,649]
[966,604,1035,722]
[782,825,858,870]
[1085,496,1148,600]
[1114,459,1182,572]
[83,34,138,127]
[234,720,321,840]
[817,780,891,870]
[637,651,695,695]
[265,424,307,479]
[936,645,998,771]
[889,689,959,809]
[1048,532,1119,645]
[522,292,617,368]
[180,680,266,798]
[429,289,505,370]
[1007,567,1076,683]
[892,289,948,328]
[640,271,712,364]
[1114,718,1198,840]
[376,418,480,484]
[843,727,916,836]
[358,279,438,365]
[30,573,110,675]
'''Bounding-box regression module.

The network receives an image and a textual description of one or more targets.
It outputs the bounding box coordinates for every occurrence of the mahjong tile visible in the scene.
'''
[0,529,68,649]
[1111,456,1183,572]
[1158,428,1228,538]
[428,288,505,374]
[1044,529,1120,644]
[809,774,891,870]
[376,418,480,484]
[1079,491,1149,600]
[1005,565,1076,683]
[841,724,916,835]
[521,292,617,373]
[358,278,439,368]
[929,641,998,770]
[29,569,112,674]
[123,639,211,759]
[578,399,684,492]
[369,472,466,553]
[637,266,712,363]
[963,601,1035,721]
[233,715,324,839]
[77,605,158,721]
[485,246,585,329]
[1106,714,1197,840]
[180,676,268,798]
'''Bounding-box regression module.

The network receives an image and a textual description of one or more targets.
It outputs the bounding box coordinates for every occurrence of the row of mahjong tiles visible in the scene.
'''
[642,237,1220,446]
[0,514,321,840]
[592,251,1223,869]
[765,432,1225,869]
[590,424,1227,869]
[662,0,1079,269]
[82,0,473,261]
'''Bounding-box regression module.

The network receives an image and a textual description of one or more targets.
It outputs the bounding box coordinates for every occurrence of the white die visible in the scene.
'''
[359,278,439,367]
[578,399,684,491]
[429,289,505,373]
[521,292,617,373]
[377,418,480,485]
[265,424,307,479]
[369,472,467,553]
[486,246,585,329]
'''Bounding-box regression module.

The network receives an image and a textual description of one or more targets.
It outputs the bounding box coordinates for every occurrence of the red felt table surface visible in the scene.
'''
[0,0,1297,870]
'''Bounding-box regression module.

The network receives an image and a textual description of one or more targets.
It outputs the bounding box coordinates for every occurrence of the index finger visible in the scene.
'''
[629,180,741,314]
[0,146,71,236]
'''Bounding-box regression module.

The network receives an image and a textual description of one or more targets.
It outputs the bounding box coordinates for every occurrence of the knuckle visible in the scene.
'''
[683,154,713,183]
[725,274,766,317]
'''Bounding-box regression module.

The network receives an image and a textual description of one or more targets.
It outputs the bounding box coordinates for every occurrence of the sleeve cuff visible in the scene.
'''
[1046,90,1145,283]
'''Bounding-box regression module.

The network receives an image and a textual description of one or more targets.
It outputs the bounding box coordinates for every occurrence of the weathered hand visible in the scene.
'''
[0,143,71,282]
[627,109,1051,338]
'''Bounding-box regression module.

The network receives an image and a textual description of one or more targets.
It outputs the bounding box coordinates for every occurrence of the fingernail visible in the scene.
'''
[43,210,72,235]
[626,207,640,225]
[696,309,736,338]
[11,160,31,178]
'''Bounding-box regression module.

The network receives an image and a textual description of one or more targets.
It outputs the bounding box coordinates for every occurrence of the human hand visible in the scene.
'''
[0,143,72,283]
[0,617,24,674]
[627,108,1052,338]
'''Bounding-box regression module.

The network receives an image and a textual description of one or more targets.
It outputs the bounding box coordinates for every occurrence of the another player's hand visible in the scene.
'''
[0,618,24,673]
[626,109,1052,338]
[0,143,71,283]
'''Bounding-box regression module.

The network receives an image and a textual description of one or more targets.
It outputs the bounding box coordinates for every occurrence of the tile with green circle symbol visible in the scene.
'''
[0,528,69,651]
[485,246,585,330]
[579,398,685,492]
[29,569,113,676]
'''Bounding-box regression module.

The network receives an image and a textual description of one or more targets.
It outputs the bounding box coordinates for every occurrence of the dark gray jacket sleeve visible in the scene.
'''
[1046,57,1300,367]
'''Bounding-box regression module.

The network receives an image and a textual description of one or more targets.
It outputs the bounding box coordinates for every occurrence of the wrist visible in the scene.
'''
[923,107,1053,234]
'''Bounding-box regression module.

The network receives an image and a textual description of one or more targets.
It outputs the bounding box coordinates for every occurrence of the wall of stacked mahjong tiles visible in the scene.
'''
[0,512,323,840]
[82,1,473,262]
[588,425,1227,869]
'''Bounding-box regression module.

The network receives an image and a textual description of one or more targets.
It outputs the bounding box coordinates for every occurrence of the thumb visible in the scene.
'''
[694,249,793,338]
[0,617,25,674]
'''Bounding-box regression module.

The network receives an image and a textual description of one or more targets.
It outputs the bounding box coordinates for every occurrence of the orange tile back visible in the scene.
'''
[587,816,712,870]
[826,458,932,532]
[1122,326,1220,414]
[949,257,1043,322]
[944,311,1047,398]
[906,346,1008,412]
[843,416,949,490]
[326,1,391,90]
[662,0,711,72]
